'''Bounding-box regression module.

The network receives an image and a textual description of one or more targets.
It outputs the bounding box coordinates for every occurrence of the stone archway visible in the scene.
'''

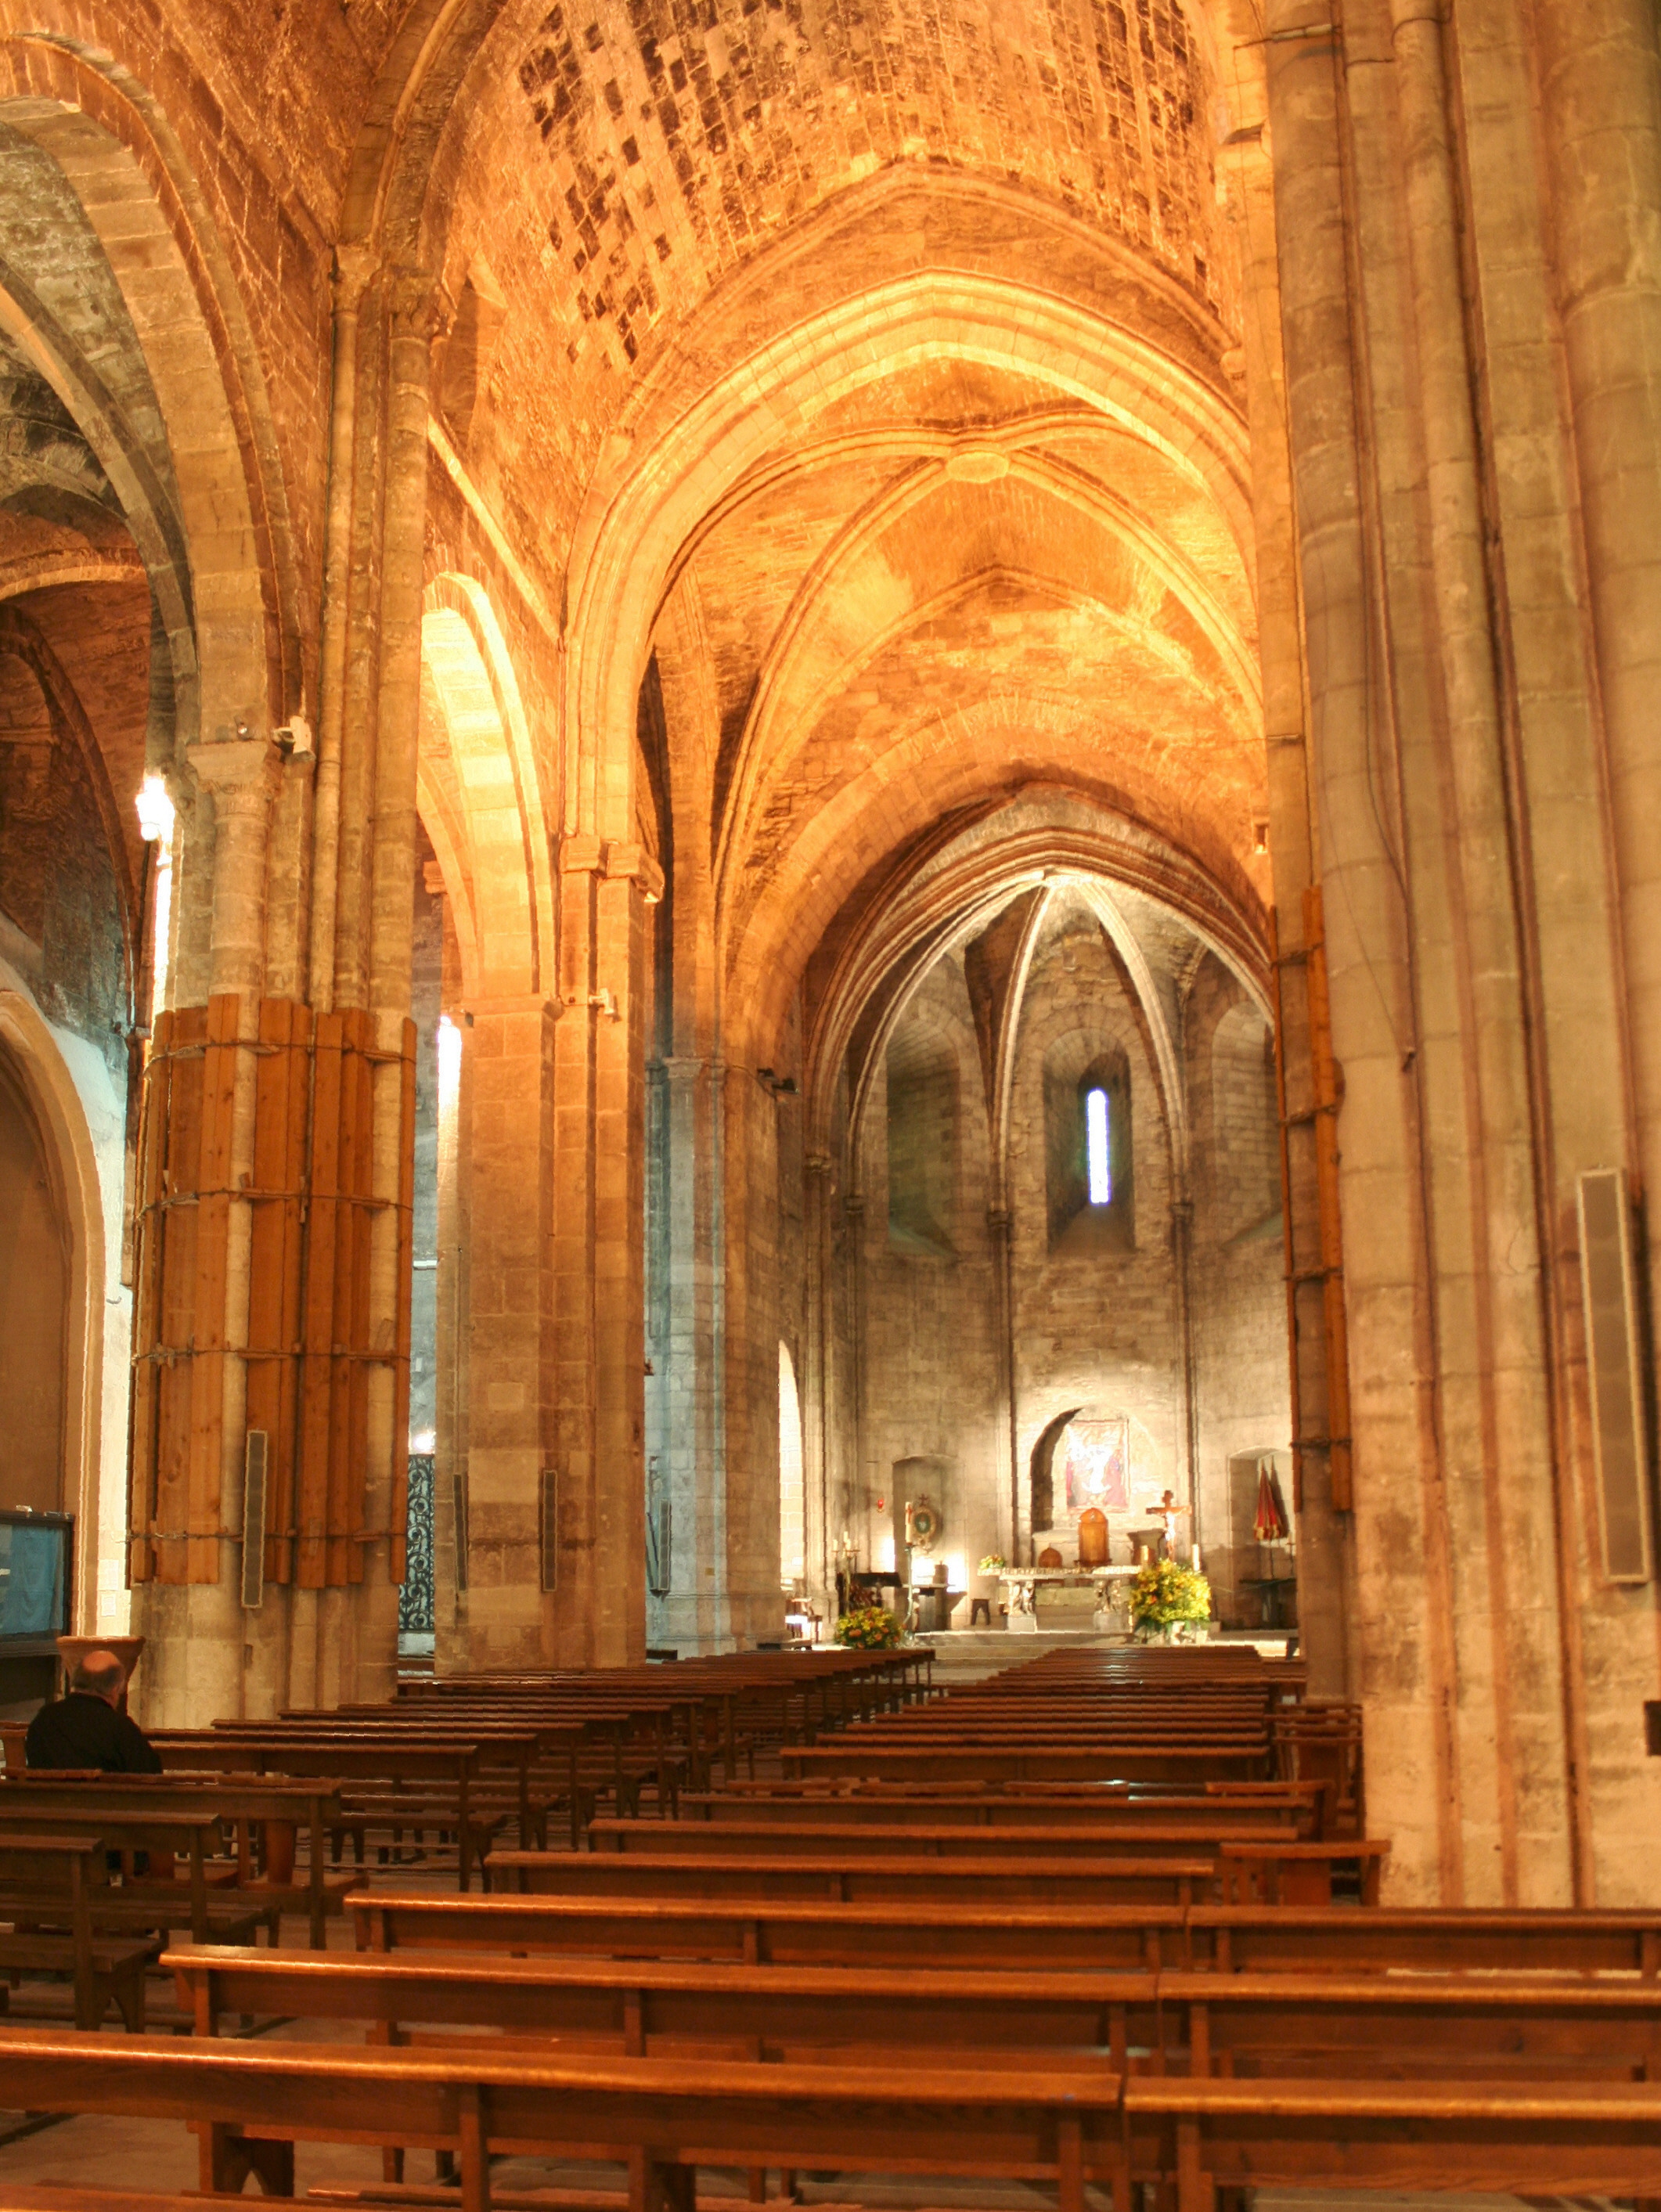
[0,990,113,1639]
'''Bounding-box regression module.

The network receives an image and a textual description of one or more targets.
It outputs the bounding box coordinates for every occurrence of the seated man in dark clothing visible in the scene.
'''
[25,1649,162,1773]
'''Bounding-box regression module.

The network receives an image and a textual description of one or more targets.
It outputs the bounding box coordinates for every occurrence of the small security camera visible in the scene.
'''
[274,712,315,759]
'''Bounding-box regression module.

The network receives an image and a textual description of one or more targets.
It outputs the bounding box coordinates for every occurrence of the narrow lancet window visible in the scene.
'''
[1086,1085,1112,1205]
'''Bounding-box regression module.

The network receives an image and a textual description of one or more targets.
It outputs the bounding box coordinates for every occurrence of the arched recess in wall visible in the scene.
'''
[1211,998,1281,1241]
[778,1342,805,1592]
[1046,1043,1134,1252]
[885,1017,960,1259]
[1028,1408,1081,1539]
[0,990,106,1630]
[417,577,553,1001]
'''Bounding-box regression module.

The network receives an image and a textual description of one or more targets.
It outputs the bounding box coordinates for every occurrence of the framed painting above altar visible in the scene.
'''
[1062,1417,1130,1512]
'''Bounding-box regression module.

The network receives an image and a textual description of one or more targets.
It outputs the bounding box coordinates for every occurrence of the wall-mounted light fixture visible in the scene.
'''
[135,773,175,845]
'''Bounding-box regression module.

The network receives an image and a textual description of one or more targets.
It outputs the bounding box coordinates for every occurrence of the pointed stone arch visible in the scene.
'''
[0,988,113,1634]
[418,574,553,1002]
[0,38,304,736]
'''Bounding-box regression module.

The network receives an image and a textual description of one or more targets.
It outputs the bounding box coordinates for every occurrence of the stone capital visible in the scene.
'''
[603,841,665,903]
[187,736,280,810]
[658,1055,707,1086]
[560,834,606,876]
[332,242,378,313]
[387,265,453,346]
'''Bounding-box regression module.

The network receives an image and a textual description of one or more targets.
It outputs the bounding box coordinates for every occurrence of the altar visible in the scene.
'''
[997,1565,1140,1631]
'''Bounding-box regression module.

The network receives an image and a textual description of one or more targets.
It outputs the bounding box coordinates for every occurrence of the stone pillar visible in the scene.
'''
[132,737,279,1728]
[1263,0,1610,1900]
[649,1054,727,1648]
[438,995,559,1670]
[549,838,653,1664]
[800,1151,834,1627]
[721,1060,785,1649]
[1439,0,1654,1904]
[1263,7,1463,1890]
[1537,0,1661,1299]
[308,246,374,1013]
[1223,101,1356,1700]
[333,269,447,1706]
[433,953,471,1675]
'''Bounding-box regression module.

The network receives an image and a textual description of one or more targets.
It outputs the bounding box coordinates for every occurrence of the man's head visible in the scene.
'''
[68,1650,126,1706]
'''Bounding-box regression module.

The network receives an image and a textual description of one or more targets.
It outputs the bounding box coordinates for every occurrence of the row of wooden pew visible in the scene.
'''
[0,1651,916,2034]
[4,1639,1660,2212]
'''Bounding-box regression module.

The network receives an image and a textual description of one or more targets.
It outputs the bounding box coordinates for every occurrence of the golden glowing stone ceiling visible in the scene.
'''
[513,0,1229,373]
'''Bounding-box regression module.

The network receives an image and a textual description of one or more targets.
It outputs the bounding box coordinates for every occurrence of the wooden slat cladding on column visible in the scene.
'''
[1271,888,1354,1516]
[132,1000,417,1594]
[296,1009,417,1588]
[300,1010,374,1587]
[388,1019,417,1587]
[130,1003,191,1585]
[247,998,312,1586]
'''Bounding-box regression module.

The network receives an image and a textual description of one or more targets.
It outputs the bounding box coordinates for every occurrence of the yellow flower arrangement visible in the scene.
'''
[1130,1558,1212,1636]
[833,1602,906,1650]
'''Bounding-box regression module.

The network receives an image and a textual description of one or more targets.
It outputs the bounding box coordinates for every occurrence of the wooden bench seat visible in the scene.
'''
[0,2192,288,2210]
[0,1772,356,1946]
[584,1817,1352,1878]
[351,1888,1661,1979]
[171,1944,1661,2086]
[150,1734,535,1890]
[1216,1837,1391,1905]
[1124,2074,1661,2212]
[0,1806,281,1946]
[167,1940,1158,2069]
[1158,1967,1661,2077]
[351,1890,1185,1971]
[778,1744,1270,1784]
[674,1789,1313,1836]
[0,2023,1127,2212]
[0,1835,160,2030]
[1187,1900,1661,1973]
[491,1846,1217,1908]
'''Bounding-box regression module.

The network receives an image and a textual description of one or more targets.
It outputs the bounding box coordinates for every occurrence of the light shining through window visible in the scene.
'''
[1086,1086,1112,1205]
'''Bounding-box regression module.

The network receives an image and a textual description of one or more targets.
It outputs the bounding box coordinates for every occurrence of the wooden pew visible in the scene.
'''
[148,1732,528,1890]
[351,1890,1186,1972]
[0,1834,160,2030]
[167,1940,1158,2070]
[778,1742,1270,1785]
[491,1846,1217,1908]
[1216,1837,1390,1905]
[0,1773,352,1944]
[583,1818,1373,1897]
[0,2194,282,2210]
[172,1944,1661,2083]
[0,2024,1128,2212]
[1124,2075,1661,2212]
[0,1807,276,1947]
[674,1788,1315,1836]
[1156,1969,1661,2079]
[351,1889,1661,1980]
[1187,1902,1661,1974]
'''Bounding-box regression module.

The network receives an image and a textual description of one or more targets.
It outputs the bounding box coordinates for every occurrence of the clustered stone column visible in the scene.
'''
[128,259,439,1721]
[1252,0,1661,1904]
